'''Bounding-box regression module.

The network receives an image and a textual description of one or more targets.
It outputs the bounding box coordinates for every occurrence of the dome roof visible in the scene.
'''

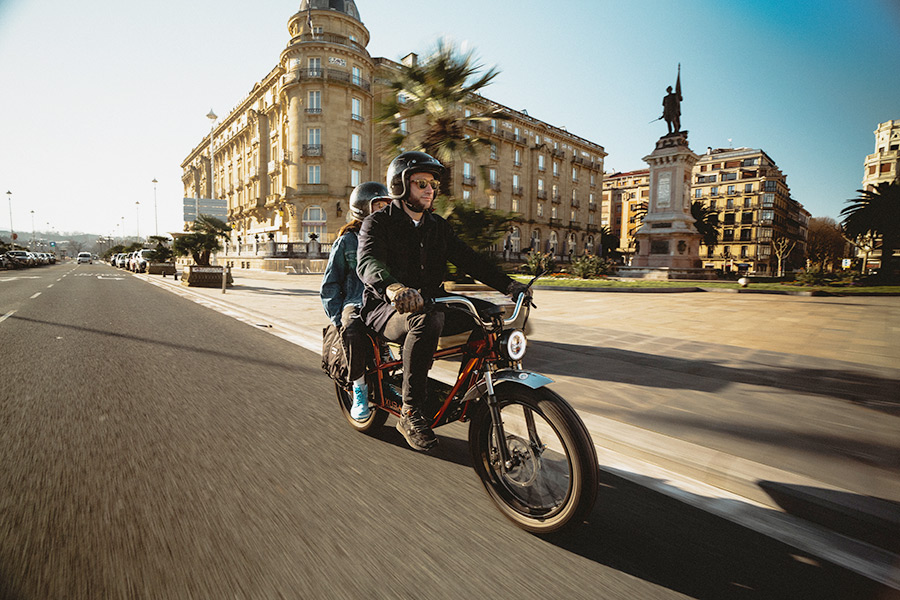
[298,0,361,22]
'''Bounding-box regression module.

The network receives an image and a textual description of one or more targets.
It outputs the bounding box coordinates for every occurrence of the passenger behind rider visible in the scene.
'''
[320,182,392,421]
[357,151,529,451]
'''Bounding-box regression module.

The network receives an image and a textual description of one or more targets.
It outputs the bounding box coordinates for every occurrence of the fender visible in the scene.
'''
[461,368,554,404]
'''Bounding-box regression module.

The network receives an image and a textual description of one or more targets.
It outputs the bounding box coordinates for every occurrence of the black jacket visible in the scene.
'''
[357,200,514,333]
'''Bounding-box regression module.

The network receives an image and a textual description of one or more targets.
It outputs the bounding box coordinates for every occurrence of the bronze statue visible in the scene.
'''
[662,64,683,134]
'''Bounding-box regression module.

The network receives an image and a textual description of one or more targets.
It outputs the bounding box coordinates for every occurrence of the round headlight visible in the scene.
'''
[504,330,527,361]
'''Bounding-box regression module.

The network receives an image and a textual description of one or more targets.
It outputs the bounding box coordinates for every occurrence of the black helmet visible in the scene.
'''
[386,151,444,201]
[349,181,391,220]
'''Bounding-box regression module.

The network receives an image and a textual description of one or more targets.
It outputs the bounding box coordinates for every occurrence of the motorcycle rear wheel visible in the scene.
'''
[335,382,388,433]
[468,385,599,534]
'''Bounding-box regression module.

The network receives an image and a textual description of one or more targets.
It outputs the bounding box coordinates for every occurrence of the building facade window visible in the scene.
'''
[308,90,321,112]
[302,205,326,240]
[351,97,362,120]
[308,57,322,76]
[351,168,361,187]
[538,155,546,171]
[308,164,321,184]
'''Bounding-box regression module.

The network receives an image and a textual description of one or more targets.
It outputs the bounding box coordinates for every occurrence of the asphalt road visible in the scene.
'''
[0,262,894,599]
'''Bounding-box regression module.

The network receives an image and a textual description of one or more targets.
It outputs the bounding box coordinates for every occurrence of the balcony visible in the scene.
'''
[299,184,330,195]
[551,148,565,159]
[537,190,547,200]
[568,221,581,229]
[588,202,597,212]
[489,180,501,191]
[462,175,476,186]
[549,217,562,227]
[572,155,586,165]
[571,199,580,208]
[514,134,527,145]
[351,113,365,123]
[551,194,561,204]
[305,108,322,115]
[350,149,367,163]
[267,160,279,173]
[303,144,323,157]
[512,186,523,196]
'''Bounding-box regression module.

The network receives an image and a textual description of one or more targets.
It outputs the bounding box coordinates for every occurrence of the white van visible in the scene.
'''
[77,252,93,264]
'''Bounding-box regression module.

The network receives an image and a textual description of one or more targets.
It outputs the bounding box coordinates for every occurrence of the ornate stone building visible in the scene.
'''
[857,119,900,271]
[180,0,606,267]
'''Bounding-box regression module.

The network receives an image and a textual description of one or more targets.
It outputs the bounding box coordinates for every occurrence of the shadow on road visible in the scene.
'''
[544,471,895,600]
[10,314,313,375]
[529,341,900,415]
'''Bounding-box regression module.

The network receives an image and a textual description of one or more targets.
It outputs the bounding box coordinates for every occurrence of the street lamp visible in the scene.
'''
[152,178,158,237]
[207,108,227,294]
[135,201,140,240]
[6,190,13,244]
[30,209,35,249]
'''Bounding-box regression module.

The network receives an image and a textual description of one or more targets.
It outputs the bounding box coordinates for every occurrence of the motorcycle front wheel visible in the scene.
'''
[468,385,599,534]
[335,382,388,433]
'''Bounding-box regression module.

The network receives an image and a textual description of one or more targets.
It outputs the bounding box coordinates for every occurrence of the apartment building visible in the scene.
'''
[603,148,810,274]
[180,0,606,257]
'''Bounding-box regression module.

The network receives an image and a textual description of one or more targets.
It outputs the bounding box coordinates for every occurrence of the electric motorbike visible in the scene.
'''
[333,280,599,534]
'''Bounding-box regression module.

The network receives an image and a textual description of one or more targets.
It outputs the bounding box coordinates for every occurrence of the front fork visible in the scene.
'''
[483,369,552,474]
[483,370,513,471]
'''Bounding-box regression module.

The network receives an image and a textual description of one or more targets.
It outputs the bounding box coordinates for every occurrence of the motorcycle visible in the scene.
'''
[333,278,599,534]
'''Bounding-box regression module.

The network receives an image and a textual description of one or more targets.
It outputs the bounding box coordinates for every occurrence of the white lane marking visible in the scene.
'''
[47,284,54,288]
[0,276,41,282]
[97,275,124,280]
[0,310,16,324]
[30,292,41,299]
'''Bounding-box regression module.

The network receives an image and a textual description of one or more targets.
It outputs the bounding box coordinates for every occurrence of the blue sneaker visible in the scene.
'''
[350,383,371,421]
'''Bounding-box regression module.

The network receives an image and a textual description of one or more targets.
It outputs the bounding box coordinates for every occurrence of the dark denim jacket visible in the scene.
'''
[320,231,364,327]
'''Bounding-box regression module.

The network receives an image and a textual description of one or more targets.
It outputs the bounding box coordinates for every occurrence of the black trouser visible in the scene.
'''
[380,298,488,413]
[341,304,369,383]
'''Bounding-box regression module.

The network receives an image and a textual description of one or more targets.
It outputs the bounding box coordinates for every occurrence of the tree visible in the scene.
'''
[376,39,505,173]
[432,197,514,253]
[597,226,619,259]
[691,201,719,249]
[806,217,846,272]
[147,235,174,263]
[771,235,796,277]
[841,181,900,279]
[173,215,231,266]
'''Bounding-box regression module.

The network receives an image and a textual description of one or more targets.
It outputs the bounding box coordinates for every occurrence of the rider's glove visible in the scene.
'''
[506,280,531,302]
[386,283,424,314]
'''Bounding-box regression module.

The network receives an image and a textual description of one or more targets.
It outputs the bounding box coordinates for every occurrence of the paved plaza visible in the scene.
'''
[143,268,900,586]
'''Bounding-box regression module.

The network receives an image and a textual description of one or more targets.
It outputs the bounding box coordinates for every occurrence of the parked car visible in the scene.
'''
[132,249,155,273]
[5,250,31,267]
[76,251,92,264]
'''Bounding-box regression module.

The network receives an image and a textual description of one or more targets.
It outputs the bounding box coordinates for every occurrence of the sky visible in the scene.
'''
[0,0,898,241]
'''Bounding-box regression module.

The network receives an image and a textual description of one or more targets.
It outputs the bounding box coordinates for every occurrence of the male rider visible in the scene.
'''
[357,151,529,451]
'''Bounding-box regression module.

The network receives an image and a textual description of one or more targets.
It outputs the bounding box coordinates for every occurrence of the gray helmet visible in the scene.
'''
[349,181,391,220]
[385,151,444,202]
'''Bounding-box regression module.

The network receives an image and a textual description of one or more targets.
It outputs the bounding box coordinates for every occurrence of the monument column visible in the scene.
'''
[631,131,701,269]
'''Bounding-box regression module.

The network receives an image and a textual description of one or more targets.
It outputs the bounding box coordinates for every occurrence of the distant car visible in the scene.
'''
[77,251,92,264]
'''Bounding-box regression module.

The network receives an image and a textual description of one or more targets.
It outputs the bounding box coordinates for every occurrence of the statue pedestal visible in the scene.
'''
[630,132,704,274]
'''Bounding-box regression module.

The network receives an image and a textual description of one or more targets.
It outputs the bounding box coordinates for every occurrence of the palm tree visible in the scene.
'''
[376,39,506,172]
[173,214,231,267]
[691,201,719,249]
[598,226,619,259]
[841,181,900,279]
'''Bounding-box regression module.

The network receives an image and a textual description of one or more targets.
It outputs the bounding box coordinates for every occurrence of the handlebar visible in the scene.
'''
[431,290,531,329]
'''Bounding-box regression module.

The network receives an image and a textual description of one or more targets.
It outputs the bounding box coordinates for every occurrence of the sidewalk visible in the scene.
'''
[142,268,900,588]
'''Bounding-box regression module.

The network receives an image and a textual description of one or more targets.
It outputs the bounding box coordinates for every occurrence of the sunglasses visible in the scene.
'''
[410,178,440,191]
